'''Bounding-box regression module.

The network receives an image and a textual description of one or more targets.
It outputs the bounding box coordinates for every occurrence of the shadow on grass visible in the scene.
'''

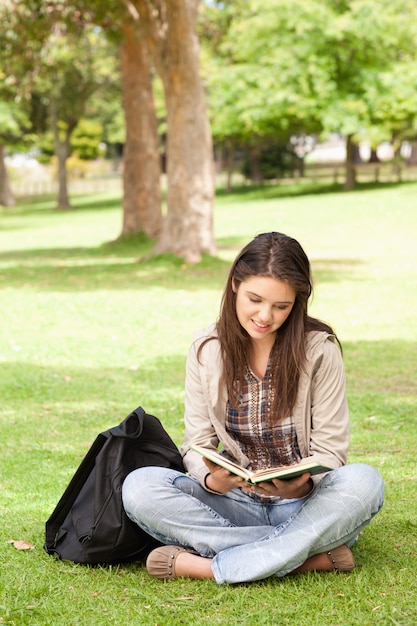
[3,340,414,407]
[0,255,365,291]
[2,339,415,457]
[215,179,417,202]
[1,192,123,220]
[0,356,187,497]
[344,339,417,396]
[0,355,185,422]
[0,252,230,292]
[6,178,417,220]
[1,349,185,389]
[3,340,415,405]
[0,236,366,291]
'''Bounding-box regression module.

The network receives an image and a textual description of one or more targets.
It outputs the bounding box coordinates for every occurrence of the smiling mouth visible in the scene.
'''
[252,320,271,330]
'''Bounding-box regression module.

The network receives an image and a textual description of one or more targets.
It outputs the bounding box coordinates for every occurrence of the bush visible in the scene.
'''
[241,143,303,181]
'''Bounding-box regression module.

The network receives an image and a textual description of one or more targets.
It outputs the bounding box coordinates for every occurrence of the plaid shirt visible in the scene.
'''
[225,362,301,470]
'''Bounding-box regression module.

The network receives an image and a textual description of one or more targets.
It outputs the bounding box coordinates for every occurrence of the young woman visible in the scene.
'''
[122,232,384,584]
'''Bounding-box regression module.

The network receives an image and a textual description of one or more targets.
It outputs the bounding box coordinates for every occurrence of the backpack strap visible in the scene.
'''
[108,406,145,439]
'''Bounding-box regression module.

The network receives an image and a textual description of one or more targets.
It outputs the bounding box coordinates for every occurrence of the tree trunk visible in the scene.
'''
[249,146,262,184]
[0,143,16,207]
[352,143,362,164]
[391,139,402,182]
[407,140,417,165]
[299,156,305,177]
[225,144,235,193]
[51,103,72,210]
[344,134,356,191]
[55,139,71,209]
[369,148,380,163]
[120,24,162,238]
[135,0,216,264]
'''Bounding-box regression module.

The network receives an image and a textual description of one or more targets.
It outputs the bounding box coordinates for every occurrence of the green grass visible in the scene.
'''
[1,182,416,625]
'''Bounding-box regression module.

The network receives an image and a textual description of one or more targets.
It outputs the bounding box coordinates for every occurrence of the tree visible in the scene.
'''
[364,59,417,159]
[73,0,164,238]
[0,1,119,209]
[2,0,215,259]
[202,0,417,190]
[119,22,162,237]
[0,103,27,207]
[81,0,215,259]
[71,120,104,160]
[318,0,417,188]
[0,143,14,206]
[201,0,327,185]
[36,20,118,208]
[131,0,216,263]
[0,1,40,206]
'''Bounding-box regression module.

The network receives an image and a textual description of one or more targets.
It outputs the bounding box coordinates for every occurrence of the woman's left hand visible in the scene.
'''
[250,472,314,499]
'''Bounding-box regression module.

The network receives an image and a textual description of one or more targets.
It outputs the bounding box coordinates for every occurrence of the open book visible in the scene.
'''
[189,444,331,484]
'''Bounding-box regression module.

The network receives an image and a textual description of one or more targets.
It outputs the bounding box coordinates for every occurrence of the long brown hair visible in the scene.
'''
[204,232,339,420]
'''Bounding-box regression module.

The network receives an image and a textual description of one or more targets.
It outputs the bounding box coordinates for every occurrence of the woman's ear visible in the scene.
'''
[231,277,238,293]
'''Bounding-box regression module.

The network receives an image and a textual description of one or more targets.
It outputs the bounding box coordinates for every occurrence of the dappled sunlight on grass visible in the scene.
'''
[344,339,417,395]
[1,183,417,626]
[0,250,231,291]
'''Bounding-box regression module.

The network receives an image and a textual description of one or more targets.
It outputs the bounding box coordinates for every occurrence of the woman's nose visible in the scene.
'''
[258,304,272,322]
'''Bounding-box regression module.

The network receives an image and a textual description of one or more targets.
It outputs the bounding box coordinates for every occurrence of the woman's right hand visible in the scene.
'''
[203,459,248,494]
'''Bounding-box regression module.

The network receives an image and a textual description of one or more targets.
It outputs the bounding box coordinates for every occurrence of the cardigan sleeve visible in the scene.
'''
[307,338,350,469]
[181,336,221,485]
[180,329,248,487]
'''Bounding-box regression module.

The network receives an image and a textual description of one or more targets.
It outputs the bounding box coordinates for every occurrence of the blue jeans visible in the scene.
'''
[122,463,384,584]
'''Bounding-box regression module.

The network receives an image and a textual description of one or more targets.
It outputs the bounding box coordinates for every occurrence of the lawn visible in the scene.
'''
[0,181,416,625]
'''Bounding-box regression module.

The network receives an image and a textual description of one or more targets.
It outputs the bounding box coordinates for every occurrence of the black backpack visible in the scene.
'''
[44,406,185,565]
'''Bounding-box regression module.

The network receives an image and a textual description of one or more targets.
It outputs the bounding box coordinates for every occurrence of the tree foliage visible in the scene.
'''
[2,0,417,228]
[202,0,417,188]
[0,1,119,208]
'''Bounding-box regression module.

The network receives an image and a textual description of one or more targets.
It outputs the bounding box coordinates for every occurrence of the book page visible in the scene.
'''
[189,444,331,484]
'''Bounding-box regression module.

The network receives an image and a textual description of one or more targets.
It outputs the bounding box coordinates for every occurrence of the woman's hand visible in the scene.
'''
[254,472,314,499]
[204,459,314,499]
[203,459,247,494]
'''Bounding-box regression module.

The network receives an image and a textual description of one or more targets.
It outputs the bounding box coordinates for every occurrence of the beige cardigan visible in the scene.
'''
[181,324,350,487]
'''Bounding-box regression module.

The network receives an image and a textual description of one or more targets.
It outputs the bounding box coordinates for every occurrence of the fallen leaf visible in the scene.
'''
[8,539,35,550]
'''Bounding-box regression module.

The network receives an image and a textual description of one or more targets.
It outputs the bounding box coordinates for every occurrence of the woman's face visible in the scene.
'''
[233,275,296,349]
